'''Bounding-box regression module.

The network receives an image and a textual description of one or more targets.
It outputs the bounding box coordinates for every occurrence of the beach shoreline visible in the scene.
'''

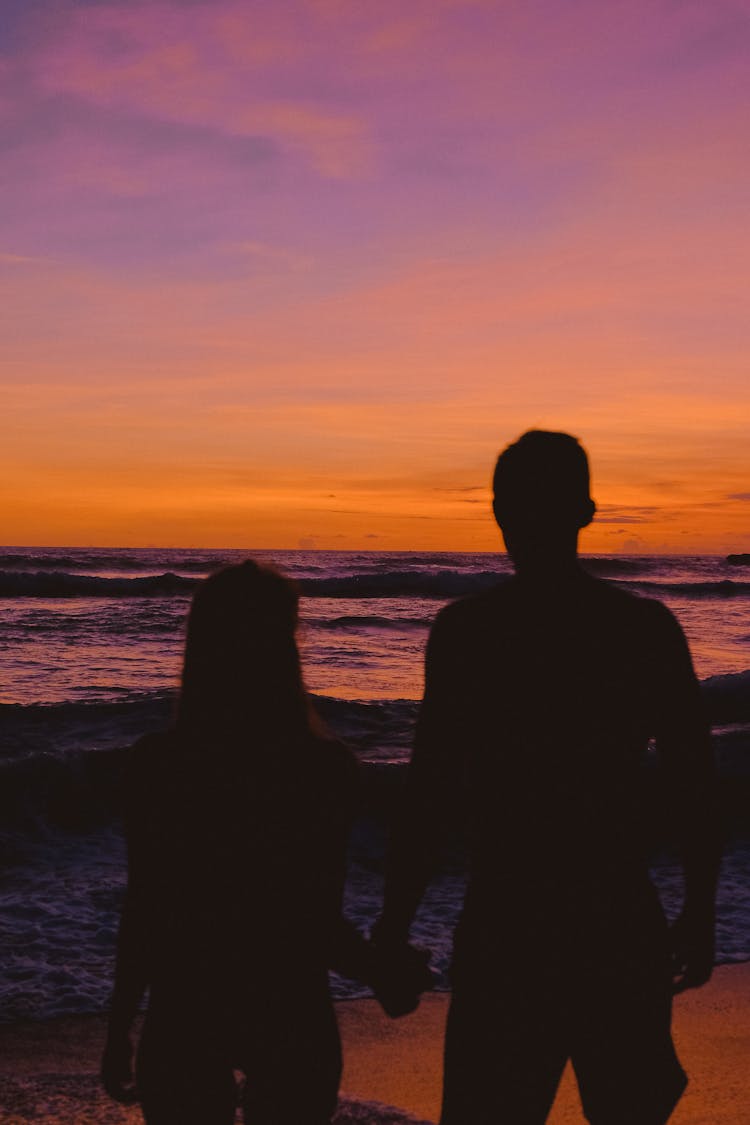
[1,963,749,1123]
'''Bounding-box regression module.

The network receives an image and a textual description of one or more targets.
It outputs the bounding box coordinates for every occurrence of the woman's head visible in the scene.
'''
[176,560,309,740]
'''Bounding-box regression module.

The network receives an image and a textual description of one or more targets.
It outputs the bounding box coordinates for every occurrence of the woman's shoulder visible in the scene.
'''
[123,728,179,804]
[305,733,359,793]
[128,726,177,765]
[308,732,358,768]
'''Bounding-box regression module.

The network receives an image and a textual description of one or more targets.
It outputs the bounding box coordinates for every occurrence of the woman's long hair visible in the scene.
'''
[175,560,314,746]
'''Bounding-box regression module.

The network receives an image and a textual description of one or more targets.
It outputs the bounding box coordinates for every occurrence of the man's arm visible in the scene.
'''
[651,602,722,994]
[374,607,461,947]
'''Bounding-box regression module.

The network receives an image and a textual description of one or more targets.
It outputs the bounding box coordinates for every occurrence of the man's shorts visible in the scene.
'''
[441,916,686,1125]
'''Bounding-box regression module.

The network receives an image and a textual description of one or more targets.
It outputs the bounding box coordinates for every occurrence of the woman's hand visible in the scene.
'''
[101,1030,138,1104]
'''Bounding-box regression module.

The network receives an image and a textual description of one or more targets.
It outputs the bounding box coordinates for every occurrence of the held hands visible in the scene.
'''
[670,909,715,995]
[330,917,435,1016]
[101,1029,138,1105]
[367,917,436,1018]
[369,939,436,1018]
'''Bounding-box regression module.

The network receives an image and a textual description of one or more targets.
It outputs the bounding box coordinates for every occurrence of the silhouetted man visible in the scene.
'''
[374,431,721,1124]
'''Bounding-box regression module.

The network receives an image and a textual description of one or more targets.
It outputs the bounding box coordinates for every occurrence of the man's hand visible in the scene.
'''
[670,910,715,995]
[101,1030,138,1104]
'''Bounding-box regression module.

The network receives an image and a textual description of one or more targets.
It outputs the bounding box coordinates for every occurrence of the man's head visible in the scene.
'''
[492,430,595,566]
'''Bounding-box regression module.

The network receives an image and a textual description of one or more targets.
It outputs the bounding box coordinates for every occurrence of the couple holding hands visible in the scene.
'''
[102,432,721,1125]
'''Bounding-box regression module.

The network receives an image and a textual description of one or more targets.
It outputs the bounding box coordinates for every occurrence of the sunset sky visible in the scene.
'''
[3,0,749,551]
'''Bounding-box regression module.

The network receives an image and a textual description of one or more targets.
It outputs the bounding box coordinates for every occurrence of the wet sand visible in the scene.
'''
[339,964,750,1124]
[1,963,749,1123]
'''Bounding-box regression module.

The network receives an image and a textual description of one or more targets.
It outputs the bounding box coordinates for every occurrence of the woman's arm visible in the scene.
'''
[101,751,153,1104]
[101,881,150,1103]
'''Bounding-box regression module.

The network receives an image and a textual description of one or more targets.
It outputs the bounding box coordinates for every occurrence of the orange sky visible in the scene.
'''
[3,1,749,552]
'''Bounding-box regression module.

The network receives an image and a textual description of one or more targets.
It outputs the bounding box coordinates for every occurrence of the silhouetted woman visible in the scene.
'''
[101,561,362,1125]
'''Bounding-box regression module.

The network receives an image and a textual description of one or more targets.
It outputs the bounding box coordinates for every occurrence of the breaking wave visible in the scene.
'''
[0,571,198,598]
[3,566,749,601]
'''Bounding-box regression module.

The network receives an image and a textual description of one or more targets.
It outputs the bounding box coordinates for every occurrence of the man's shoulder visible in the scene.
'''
[432,574,678,637]
[587,577,677,630]
[433,580,514,632]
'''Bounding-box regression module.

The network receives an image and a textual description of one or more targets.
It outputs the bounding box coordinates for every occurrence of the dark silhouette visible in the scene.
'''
[374,431,722,1124]
[101,561,369,1125]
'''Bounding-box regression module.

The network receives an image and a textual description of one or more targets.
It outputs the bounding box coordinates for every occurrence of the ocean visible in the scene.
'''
[1,548,749,1023]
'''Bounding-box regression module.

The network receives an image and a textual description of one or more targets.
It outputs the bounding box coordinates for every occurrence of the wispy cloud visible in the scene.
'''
[223,241,314,273]
[0,252,51,265]
[595,505,669,524]
[433,485,486,493]
[28,3,374,179]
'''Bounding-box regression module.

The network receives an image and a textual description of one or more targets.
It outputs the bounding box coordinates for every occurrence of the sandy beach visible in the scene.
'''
[1,963,748,1124]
